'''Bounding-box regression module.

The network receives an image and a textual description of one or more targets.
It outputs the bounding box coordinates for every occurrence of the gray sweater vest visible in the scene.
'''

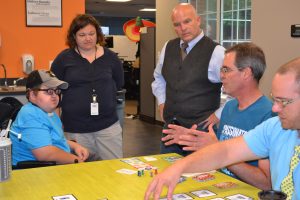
[162,36,222,127]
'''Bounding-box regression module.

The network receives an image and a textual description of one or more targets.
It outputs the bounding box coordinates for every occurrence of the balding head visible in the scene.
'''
[172,3,197,20]
[171,3,201,42]
[277,57,300,93]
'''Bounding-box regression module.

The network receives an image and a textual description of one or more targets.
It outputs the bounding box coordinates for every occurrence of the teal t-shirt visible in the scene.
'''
[217,96,274,178]
[11,103,70,166]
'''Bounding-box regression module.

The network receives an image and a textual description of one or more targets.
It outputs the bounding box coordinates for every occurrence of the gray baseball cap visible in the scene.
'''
[26,70,68,90]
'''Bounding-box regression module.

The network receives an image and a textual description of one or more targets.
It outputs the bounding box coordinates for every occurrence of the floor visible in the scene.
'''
[123,100,162,158]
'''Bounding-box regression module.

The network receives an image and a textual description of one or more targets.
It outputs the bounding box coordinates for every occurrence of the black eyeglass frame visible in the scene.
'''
[34,88,62,96]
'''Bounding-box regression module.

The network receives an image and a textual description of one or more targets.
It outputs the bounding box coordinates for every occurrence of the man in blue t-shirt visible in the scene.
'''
[11,70,89,166]
[145,57,300,200]
[162,43,274,190]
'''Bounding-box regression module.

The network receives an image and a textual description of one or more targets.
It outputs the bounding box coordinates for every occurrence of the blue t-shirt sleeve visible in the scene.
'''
[243,117,276,158]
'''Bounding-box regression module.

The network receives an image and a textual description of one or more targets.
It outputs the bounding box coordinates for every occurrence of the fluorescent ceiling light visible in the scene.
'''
[139,8,156,12]
[105,0,132,2]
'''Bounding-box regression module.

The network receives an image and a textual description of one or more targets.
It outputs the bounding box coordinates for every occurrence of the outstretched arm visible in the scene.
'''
[144,136,259,200]
[226,159,271,190]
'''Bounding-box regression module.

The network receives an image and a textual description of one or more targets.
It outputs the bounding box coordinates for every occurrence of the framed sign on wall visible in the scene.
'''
[25,0,62,27]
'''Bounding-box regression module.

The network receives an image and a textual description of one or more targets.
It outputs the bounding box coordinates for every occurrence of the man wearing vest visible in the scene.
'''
[145,57,300,200]
[152,3,225,155]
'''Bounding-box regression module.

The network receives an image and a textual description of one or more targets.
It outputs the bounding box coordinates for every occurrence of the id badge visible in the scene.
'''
[91,102,99,115]
[91,94,99,115]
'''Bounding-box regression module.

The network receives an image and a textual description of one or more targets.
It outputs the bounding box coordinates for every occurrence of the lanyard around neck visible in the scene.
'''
[76,46,97,61]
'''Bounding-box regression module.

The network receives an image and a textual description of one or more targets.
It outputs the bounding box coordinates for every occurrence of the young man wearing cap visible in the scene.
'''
[10,70,89,166]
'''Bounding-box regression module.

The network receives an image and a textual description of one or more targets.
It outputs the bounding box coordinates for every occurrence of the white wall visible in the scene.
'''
[155,0,179,121]
[252,0,300,95]
[109,35,138,61]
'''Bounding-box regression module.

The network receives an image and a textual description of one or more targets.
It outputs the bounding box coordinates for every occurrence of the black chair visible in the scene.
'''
[0,97,23,129]
[12,161,57,170]
[0,102,14,130]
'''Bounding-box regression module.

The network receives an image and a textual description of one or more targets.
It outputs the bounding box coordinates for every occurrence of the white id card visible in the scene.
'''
[91,102,99,115]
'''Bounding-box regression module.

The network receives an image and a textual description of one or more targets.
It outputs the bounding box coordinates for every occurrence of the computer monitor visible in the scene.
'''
[101,26,109,35]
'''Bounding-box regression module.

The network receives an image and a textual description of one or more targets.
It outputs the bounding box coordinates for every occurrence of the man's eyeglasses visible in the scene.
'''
[270,93,300,108]
[220,66,235,74]
[35,88,62,95]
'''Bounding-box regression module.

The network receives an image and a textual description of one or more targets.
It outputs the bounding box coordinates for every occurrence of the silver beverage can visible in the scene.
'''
[0,137,12,182]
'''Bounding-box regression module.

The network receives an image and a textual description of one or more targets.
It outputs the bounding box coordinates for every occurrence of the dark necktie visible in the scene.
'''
[181,42,189,60]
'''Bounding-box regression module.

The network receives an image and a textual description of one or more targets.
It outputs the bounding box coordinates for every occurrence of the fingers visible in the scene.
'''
[208,123,215,132]
[162,134,179,146]
[201,121,210,129]
[144,177,164,200]
[167,184,176,200]
[144,178,157,200]
[182,146,198,151]
[164,139,177,146]
[161,134,172,142]
[190,124,198,130]
[75,147,89,161]
[82,149,89,160]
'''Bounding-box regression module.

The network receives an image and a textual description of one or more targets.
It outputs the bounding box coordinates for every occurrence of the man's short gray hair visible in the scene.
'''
[225,42,266,83]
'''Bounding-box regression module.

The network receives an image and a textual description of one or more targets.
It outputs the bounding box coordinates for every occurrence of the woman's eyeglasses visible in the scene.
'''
[35,88,62,95]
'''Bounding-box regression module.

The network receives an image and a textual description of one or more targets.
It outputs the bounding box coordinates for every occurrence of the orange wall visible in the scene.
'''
[0,1,85,78]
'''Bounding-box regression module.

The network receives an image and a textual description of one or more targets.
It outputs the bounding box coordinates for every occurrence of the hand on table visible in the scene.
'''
[73,143,89,162]
[144,162,183,200]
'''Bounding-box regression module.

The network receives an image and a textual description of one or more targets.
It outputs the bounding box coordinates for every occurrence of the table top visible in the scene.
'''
[0,153,260,200]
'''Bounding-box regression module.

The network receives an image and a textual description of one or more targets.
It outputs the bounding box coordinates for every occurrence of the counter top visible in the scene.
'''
[0,86,26,95]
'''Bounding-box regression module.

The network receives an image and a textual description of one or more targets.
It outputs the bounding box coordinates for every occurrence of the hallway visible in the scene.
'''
[123,100,162,158]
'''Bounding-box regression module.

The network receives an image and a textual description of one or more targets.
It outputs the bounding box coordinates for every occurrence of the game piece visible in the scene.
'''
[137,170,141,177]
[154,168,158,175]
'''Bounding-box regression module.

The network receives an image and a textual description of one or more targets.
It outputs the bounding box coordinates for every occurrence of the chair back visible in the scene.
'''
[0,97,23,130]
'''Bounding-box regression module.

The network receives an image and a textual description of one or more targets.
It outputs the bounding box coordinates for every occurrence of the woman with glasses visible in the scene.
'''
[10,70,89,166]
[51,14,124,161]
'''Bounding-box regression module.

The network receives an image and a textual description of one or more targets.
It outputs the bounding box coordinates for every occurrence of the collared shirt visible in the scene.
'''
[152,32,225,118]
